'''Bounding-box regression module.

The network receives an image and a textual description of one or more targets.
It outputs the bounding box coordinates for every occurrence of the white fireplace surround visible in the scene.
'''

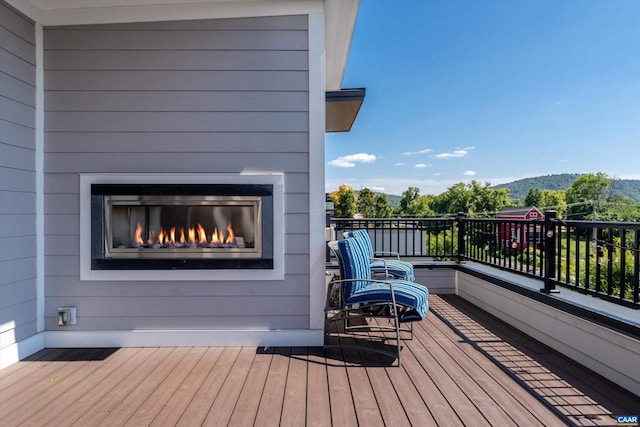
[80,173,285,281]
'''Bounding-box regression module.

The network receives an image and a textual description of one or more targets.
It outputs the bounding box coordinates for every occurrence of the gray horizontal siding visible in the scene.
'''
[0,25,36,64]
[45,70,308,91]
[43,15,312,332]
[45,132,309,154]
[45,275,311,298]
[46,91,308,112]
[0,0,37,352]
[0,2,35,43]
[0,214,36,238]
[0,143,35,170]
[0,47,35,85]
[44,30,308,51]
[0,96,36,127]
[45,153,309,174]
[0,73,36,106]
[43,315,309,331]
[42,171,310,195]
[45,111,308,132]
[45,254,311,277]
[44,50,308,71]
[0,258,36,286]
[51,15,307,31]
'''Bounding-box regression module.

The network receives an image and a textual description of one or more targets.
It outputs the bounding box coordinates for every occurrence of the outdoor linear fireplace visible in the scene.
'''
[80,174,284,281]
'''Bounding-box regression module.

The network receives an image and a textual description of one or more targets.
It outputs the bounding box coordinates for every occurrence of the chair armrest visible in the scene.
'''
[327,278,398,306]
[373,250,401,259]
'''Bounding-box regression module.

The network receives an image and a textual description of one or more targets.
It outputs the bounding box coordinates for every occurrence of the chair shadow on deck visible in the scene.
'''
[429,295,640,424]
[258,316,400,367]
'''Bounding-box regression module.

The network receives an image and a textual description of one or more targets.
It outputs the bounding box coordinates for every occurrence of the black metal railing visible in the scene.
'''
[331,217,456,259]
[329,214,640,310]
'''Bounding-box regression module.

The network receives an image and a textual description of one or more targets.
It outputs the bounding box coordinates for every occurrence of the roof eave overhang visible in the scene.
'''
[325,88,365,132]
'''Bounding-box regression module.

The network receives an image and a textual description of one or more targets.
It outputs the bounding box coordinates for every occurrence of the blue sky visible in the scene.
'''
[325,0,640,196]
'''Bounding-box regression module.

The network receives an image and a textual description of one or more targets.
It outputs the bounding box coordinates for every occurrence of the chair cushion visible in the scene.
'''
[345,230,375,258]
[346,229,415,281]
[370,259,415,282]
[337,238,372,298]
[348,280,429,321]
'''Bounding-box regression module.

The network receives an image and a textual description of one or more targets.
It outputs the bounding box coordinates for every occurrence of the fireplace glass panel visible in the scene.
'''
[105,196,262,259]
[90,183,274,270]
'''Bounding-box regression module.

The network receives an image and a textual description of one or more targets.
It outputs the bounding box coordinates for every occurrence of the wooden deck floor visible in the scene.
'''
[1,295,638,426]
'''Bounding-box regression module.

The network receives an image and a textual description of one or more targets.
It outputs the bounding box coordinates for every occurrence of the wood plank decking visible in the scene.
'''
[1,295,638,426]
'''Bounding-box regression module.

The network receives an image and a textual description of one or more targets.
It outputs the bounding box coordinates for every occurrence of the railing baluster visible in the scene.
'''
[607,227,614,297]
[633,229,640,304]
[620,228,627,302]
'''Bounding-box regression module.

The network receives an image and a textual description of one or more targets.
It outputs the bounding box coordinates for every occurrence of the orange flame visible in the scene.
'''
[131,222,238,247]
[211,227,220,244]
[134,223,144,246]
[197,224,207,243]
[225,223,235,244]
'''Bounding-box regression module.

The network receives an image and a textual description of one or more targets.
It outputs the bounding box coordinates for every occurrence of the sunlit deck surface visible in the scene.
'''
[1,295,638,426]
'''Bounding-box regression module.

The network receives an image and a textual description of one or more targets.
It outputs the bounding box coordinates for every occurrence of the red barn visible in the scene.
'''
[496,207,544,250]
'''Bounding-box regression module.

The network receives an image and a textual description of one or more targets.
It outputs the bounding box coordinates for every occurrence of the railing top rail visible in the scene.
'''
[330,217,455,221]
[554,219,640,229]
[463,217,545,224]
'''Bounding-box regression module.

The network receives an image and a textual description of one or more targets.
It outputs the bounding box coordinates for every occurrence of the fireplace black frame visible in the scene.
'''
[90,183,274,270]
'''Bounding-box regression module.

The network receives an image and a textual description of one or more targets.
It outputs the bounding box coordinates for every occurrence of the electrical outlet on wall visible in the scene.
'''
[57,307,77,326]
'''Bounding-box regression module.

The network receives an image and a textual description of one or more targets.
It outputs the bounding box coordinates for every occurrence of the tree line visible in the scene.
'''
[329,172,640,221]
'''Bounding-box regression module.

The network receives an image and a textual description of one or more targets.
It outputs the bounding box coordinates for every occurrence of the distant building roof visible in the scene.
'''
[497,206,543,218]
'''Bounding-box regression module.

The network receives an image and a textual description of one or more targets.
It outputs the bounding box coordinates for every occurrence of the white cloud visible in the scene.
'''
[415,163,427,168]
[403,148,433,156]
[463,170,476,176]
[435,149,469,159]
[394,162,406,166]
[369,186,385,192]
[464,146,476,150]
[329,153,376,168]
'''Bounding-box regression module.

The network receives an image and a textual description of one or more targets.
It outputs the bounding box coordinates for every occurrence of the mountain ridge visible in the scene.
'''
[491,173,640,202]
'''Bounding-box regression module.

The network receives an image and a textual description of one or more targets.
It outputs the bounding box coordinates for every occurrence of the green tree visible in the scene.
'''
[373,193,393,218]
[406,195,435,217]
[399,187,421,215]
[565,172,612,219]
[431,181,510,216]
[524,188,543,206]
[524,188,567,218]
[330,184,356,218]
[599,195,640,222]
[356,187,376,218]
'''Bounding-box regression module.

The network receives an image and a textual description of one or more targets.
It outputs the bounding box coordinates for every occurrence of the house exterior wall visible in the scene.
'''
[0,0,38,364]
[43,15,312,335]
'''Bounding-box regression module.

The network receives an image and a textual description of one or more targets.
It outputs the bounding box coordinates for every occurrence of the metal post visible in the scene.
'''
[541,210,559,294]
[326,213,331,263]
[456,212,466,264]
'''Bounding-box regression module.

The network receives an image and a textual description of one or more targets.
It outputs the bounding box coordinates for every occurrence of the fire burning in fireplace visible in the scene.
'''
[132,222,237,248]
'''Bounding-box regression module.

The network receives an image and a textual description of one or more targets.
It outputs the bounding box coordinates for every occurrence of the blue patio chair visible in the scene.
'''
[325,238,429,366]
[344,229,415,281]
